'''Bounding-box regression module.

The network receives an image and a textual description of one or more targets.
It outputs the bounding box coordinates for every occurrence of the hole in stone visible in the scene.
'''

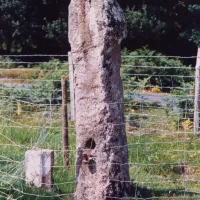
[85,138,96,149]
[88,159,96,174]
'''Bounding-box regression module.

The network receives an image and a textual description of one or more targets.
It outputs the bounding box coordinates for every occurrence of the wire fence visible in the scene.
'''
[0,57,76,200]
[121,54,200,200]
[0,54,199,199]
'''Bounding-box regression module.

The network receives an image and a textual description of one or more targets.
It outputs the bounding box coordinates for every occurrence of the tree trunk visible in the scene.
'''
[68,0,131,199]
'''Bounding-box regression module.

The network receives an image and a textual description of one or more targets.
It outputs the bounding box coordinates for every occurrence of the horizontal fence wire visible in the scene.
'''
[0,54,68,57]
[0,61,68,64]
[0,54,198,58]
[0,54,199,199]
[122,55,198,59]
[120,54,200,199]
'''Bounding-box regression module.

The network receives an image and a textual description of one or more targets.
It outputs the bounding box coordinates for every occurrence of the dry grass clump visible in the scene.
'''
[0,68,40,84]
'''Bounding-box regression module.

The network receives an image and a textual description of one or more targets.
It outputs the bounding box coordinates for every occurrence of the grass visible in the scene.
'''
[128,133,200,198]
[0,101,75,200]
[0,68,40,82]
[125,101,200,199]
[0,83,200,199]
[0,67,67,84]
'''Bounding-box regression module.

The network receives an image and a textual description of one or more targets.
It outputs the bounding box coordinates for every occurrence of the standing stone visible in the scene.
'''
[69,0,131,199]
[25,149,54,189]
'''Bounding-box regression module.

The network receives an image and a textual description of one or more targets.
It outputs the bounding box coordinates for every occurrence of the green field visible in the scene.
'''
[0,98,200,199]
[0,63,199,200]
[0,100,76,200]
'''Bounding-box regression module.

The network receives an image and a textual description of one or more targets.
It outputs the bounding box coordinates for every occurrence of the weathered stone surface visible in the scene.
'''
[25,149,54,189]
[69,0,131,199]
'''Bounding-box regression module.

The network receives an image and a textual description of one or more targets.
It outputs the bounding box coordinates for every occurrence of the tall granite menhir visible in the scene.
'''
[68,0,131,199]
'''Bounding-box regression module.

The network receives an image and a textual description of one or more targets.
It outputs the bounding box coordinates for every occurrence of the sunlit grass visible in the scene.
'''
[1,98,200,199]
[0,68,40,81]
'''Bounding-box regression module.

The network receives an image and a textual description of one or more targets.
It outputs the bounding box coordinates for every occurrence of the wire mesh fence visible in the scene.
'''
[0,54,199,199]
[0,56,76,200]
[122,54,200,199]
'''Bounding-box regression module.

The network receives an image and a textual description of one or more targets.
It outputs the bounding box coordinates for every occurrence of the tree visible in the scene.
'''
[122,0,200,58]
[180,4,200,47]
[0,0,199,56]
[0,0,68,54]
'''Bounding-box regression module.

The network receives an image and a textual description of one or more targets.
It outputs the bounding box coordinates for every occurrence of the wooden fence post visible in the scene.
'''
[194,48,200,134]
[61,76,69,167]
[68,51,75,121]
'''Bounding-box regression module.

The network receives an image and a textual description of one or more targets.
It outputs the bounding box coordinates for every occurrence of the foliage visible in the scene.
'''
[180,4,200,47]
[42,18,67,48]
[123,1,199,55]
[0,0,199,56]
[182,119,193,131]
[0,0,68,54]
[35,58,69,92]
[122,48,193,92]
[125,5,166,41]
[0,58,68,104]
[0,57,17,69]
[172,81,195,120]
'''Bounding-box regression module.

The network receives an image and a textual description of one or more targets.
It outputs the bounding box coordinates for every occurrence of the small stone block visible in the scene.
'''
[25,149,54,189]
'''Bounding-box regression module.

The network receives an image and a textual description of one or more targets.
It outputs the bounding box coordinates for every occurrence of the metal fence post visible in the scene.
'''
[194,48,200,134]
[68,51,75,121]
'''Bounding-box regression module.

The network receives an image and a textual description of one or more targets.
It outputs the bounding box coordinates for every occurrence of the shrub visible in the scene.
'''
[121,47,193,92]
[0,57,18,69]
[0,58,69,104]
[35,58,69,92]
[172,81,194,120]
